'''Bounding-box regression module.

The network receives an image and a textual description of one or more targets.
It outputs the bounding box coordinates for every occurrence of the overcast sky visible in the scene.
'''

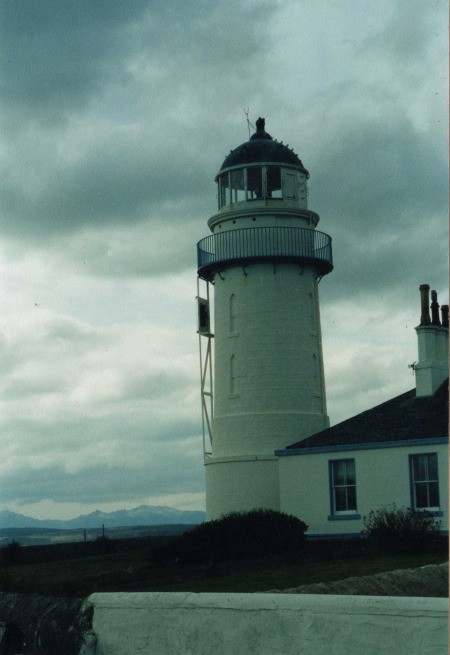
[0,0,447,520]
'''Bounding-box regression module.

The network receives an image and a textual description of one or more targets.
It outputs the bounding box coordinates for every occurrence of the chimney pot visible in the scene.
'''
[430,290,441,325]
[419,284,431,325]
[441,304,449,328]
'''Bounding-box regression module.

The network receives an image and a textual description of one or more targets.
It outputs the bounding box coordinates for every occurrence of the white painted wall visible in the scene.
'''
[88,592,448,655]
[415,325,449,396]
[212,262,328,458]
[279,443,448,536]
[205,455,280,519]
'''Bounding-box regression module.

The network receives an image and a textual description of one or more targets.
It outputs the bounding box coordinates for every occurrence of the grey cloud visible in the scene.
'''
[0,1,276,241]
[358,0,445,65]
[308,114,447,301]
[0,410,204,506]
[0,0,275,127]
[59,213,208,279]
[0,412,200,454]
[311,117,446,230]
[0,127,212,239]
[1,455,204,506]
[0,0,149,123]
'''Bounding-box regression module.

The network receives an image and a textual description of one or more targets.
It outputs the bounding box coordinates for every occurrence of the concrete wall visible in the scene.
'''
[88,592,447,655]
[279,442,448,536]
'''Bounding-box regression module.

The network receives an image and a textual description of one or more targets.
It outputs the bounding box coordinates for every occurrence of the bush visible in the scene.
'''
[152,509,308,566]
[0,540,24,566]
[362,505,441,554]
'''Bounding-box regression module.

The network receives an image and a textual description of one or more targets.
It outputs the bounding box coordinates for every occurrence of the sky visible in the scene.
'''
[0,0,447,520]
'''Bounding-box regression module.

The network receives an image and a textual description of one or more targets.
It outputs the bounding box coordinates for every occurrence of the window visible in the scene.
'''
[230,169,245,202]
[218,172,230,208]
[330,459,357,514]
[230,294,237,335]
[266,166,282,198]
[230,354,238,397]
[283,171,297,199]
[247,167,263,199]
[410,453,440,510]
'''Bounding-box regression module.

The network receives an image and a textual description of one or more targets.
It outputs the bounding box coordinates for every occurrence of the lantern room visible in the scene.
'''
[216,117,310,210]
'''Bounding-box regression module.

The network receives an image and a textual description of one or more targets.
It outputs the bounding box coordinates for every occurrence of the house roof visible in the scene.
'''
[287,379,448,450]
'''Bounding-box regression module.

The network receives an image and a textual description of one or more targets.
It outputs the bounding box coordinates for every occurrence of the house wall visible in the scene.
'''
[278,443,448,536]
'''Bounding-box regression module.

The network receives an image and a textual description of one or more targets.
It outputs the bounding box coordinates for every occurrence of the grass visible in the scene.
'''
[0,545,446,597]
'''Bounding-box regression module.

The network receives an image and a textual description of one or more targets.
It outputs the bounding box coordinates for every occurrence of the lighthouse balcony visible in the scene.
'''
[197,226,333,281]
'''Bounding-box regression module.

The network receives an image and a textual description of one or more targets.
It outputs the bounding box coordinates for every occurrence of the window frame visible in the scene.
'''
[217,165,301,207]
[329,458,358,516]
[409,452,440,511]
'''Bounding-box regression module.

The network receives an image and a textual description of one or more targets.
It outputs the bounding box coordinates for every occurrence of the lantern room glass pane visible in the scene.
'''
[219,172,230,207]
[247,166,263,199]
[267,166,282,198]
[230,169,245,202]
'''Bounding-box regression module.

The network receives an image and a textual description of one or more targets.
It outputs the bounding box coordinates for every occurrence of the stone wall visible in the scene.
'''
[273,562,448,597]
[0,593,92,655]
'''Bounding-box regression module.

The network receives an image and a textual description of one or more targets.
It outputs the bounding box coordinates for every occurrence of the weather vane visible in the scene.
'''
[243,108,255,138]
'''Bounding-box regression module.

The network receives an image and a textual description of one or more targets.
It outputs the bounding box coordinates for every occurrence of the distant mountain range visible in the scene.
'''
[0,505,205,530]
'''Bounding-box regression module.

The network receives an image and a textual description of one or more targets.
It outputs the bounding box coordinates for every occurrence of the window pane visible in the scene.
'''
[219,173,229,207]
[333,461,346,486]
[413,455,427,481]
[267,166,282,198]
[415,483,429,508]
[247,167,262,199]
[230,169,245,202]
[429,482,440,507]
[283,171,297,198]
[335,487,347,511]
[346,460,355,485]
[428,454,438,480]
[347,486,357,510]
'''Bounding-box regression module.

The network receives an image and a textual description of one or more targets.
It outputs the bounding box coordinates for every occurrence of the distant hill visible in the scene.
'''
[0,505,205,530]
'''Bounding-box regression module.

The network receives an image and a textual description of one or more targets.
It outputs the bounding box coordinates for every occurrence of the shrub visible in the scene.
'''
[0,540,24,566]
[152,509,308,565]
[362,505,441,554]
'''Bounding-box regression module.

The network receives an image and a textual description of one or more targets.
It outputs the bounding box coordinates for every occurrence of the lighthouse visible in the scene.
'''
[197,118,333,520]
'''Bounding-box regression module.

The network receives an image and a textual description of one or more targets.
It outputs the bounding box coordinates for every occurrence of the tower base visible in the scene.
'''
[205,455,280,521]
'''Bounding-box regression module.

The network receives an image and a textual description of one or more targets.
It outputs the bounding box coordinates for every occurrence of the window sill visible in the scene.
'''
[414,509,443,517]
[328,514,361,521]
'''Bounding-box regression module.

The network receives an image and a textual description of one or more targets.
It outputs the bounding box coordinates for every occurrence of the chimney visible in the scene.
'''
[415,284,449,396]
[419,284,431,325]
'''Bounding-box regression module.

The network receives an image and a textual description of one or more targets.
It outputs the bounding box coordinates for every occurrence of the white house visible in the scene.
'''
[276,285,448,537]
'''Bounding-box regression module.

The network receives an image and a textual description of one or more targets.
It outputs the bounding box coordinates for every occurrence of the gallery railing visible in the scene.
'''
[197,226,333,280]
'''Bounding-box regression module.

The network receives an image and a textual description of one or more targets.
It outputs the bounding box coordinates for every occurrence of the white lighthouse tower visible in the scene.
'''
[197,118,333,520]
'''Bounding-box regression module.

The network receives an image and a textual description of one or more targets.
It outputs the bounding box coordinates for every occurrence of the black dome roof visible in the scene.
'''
[219,118,309,178]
